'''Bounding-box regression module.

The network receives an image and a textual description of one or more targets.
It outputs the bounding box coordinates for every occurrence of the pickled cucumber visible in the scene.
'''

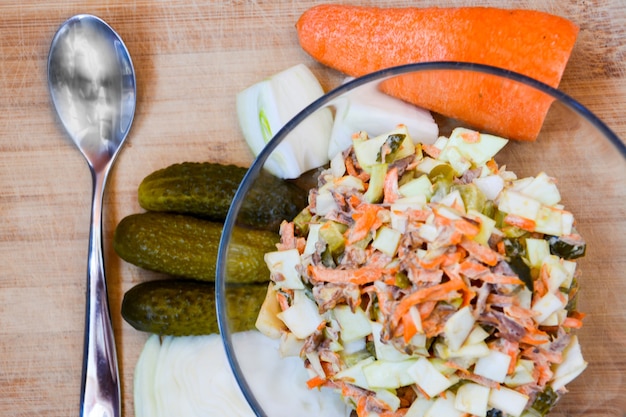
[137,162,307,231]
[121,279,267,336]
[113,212,277,283]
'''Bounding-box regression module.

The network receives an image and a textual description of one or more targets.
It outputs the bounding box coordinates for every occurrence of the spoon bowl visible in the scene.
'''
[48,14,136,417]
[48,14,135,170]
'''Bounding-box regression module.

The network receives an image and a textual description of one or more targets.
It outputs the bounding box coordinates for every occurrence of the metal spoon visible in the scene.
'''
[47,15,136,417]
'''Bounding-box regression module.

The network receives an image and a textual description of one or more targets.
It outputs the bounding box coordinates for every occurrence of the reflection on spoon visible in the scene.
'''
[47,14,136,417]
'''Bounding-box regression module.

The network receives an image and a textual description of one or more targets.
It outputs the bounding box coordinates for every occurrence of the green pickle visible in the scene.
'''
[377,133,405,162]
[121,279,267,336]
[293,207,313,236]
[530,386,560,416]
[319,221,348,258]
[137,162,307,231]
[113,212,277,283]
[547,234,586,259]
[451,183,486,213]
[429,164,455,201]
[428,164,456,183]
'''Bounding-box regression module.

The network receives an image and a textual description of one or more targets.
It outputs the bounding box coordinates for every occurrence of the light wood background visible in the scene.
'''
[1,1,624,416]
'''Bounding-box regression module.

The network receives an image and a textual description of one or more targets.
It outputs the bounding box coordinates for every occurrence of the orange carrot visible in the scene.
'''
[383,166,400,204]
[306,375,327,389]
[297,5,579,141]
[391,279,467,327]
[461,130,481,143]
[276,291,290,311]
[479,272,525,286]
[308,264,396,285]
[486,159,499,174]
[347,203,384,243]
[421,143,440,158]
[418,300,438,321]
[504,213,537,232]
[459,237,502,266]
[562,316,584,329]
[402,311,419,343]
[459,258,490,278]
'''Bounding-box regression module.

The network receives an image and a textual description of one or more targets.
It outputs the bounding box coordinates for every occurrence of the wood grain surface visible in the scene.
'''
[1,1,625,416]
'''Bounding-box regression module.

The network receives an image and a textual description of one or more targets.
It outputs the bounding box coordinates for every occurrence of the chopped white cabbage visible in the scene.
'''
[237,65,440,178]
[236,63,333,179]
[134,332,350,417]
[329,78,439,159]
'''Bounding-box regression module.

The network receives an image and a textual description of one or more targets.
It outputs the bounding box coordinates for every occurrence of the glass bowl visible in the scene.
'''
[217,62,626,417]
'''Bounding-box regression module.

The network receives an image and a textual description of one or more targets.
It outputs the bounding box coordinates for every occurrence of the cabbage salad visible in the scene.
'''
[257,125,587,417]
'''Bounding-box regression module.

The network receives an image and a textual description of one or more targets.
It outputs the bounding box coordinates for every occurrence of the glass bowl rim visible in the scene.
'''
[216,60,625,417]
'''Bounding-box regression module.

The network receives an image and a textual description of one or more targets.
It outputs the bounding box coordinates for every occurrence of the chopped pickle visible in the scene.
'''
[547,234,586,259]
[428,164,455,183]
[451,183,486,213]
[320,247,337,268]
[398,169,416,186]
[486,409,504,417]
[293,207,313,235]
[364,163,388,203]
[531,387,559,416]
[503,237,526,257]
[319,221,348,258]
[394,271,411,289]
[508,255,533,291]
[481,199,496,219]
[377,133,405,162]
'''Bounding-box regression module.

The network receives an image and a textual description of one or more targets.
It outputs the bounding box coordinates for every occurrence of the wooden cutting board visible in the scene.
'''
[1,1,624,416]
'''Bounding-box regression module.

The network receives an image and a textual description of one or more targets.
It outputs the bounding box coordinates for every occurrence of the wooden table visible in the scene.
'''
[1,1,624,416]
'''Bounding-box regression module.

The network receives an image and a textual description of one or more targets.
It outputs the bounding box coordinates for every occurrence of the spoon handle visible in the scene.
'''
[80,169,120,417]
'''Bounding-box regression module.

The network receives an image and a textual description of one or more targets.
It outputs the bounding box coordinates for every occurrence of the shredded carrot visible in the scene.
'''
[459,237,502,266]
[421,143,440,158]
[569,310,586,321]
[276,291,290,311]
[496,239,506,255]
[479,272,524,286]
[383,166,400,204]
[391,279,467,327]
[504,213,536,232]
[277,220,297,251]
[347,203,384,244]
[421,308,452,338]
[562,316,584,329]
[418,300,438,321]
[345,154,360,177]
[459,258,490,278]
[486,159,499,174]
[380,409,409,417]
[411,267,444,284]
[306,375,327,389]
[461,130,481,143]
[356,397,368,417]
[402,311,419,343]
[348,194,362,209]
[308,264,397,285]
[407,209,432,223]
[520,332,550,346]
[453,218,481,238]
